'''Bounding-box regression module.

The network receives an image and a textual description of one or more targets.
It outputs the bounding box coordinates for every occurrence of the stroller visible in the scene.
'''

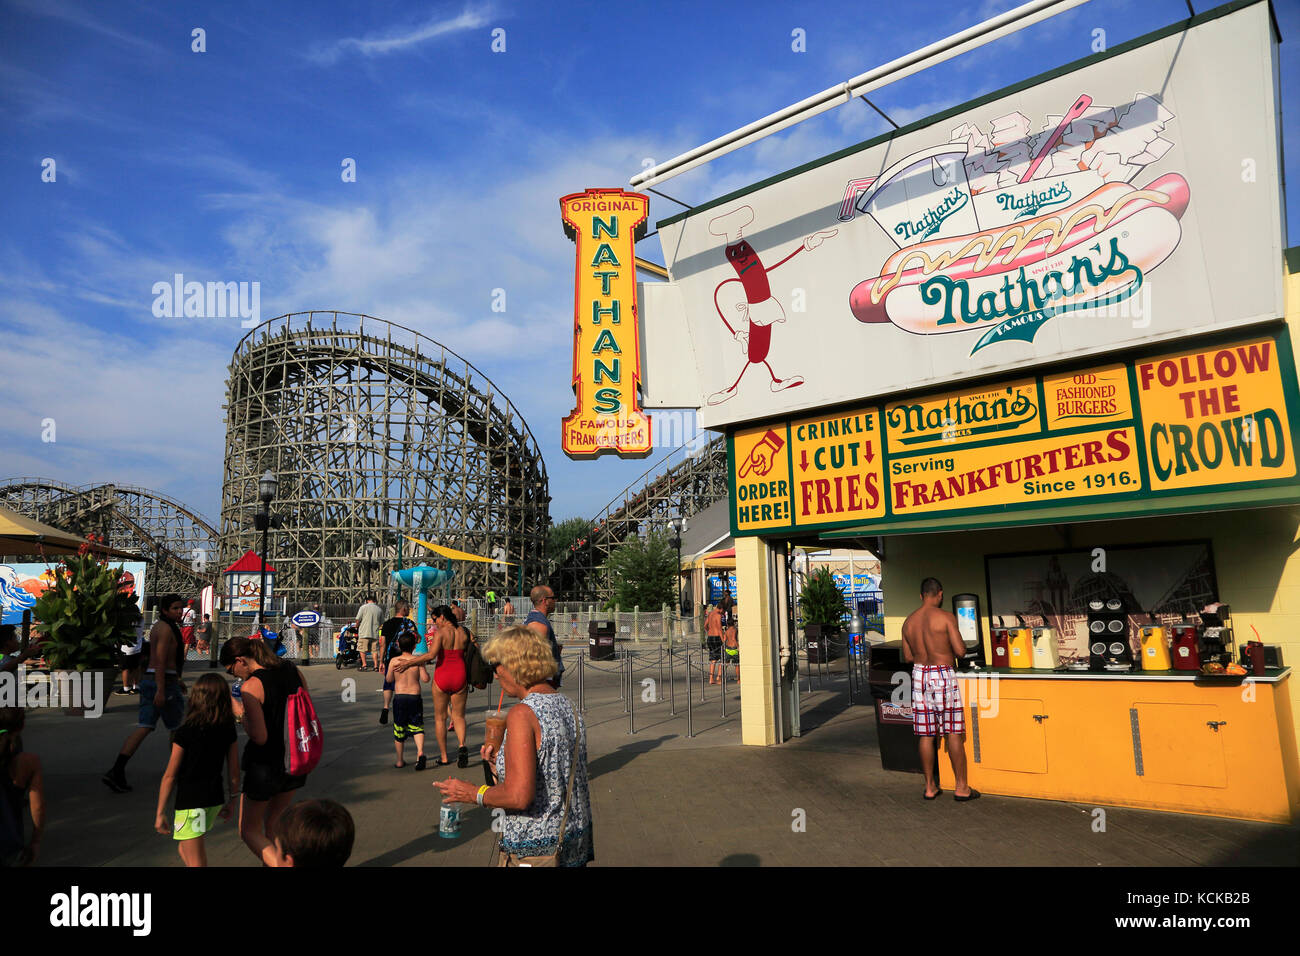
[335,623,360,670]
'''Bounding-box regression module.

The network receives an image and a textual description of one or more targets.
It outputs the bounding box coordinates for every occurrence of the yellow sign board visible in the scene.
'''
[728,329,1300,536]
[1136,336,1296,492]
[790,408,885,525]
[561,189,653,459]
[1042,364,1133,430]
[884,379,1040,452]
[732,424,793,532]
[889,427,1141,516]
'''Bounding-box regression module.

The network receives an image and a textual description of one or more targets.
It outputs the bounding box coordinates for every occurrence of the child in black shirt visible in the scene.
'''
[154,673,238,866]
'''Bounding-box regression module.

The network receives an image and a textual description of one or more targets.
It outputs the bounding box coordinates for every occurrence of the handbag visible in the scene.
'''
[492,715,581,868]
[464,631,493,689]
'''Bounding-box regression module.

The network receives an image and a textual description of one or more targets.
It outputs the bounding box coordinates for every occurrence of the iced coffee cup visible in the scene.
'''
[485,714,506,749]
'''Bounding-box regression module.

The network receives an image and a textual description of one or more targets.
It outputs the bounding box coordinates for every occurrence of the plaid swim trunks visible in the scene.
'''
[911,664,964,736]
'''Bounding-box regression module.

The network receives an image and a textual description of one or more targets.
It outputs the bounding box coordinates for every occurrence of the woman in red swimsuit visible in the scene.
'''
[429,606,470,768]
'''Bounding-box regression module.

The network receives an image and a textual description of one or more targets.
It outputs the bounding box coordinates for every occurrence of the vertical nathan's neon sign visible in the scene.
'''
[560,188,653,459]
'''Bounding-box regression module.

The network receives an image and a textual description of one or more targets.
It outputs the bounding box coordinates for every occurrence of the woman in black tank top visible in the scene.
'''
[219,637,309,866]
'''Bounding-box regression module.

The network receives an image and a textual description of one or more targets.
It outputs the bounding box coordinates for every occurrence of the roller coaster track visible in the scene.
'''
[221,313,549,605]
[0,477,220,594]
[548,435,728,603]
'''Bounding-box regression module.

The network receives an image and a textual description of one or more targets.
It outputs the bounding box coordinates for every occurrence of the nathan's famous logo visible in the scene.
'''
[995,180,1071,219]
[921,236,1144,349]
[894,186,968,242]
[838,93,1189,355]
[888,385,1037,446]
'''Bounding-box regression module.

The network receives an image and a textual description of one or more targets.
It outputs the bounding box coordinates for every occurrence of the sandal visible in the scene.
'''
[954,789,981,802]
[394,762,406,769]
[415,755,427,771]
[457,747,469,768]
[923,789,942,800]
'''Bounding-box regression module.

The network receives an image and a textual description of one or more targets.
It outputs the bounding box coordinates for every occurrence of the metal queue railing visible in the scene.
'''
[569,637,739,738]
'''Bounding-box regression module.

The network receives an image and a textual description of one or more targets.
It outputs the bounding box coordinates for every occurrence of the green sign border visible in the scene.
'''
[728,324,1300,538]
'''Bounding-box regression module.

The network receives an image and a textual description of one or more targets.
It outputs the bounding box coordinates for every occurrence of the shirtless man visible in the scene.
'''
[900,578,978,802]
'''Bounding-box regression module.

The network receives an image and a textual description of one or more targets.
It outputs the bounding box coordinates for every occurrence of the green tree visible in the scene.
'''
[799,566,845,629]
[548,515,593,567]
[32,548,140,671]
[606,530,677,611]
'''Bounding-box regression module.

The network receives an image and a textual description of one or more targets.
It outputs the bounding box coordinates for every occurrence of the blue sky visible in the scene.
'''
[2,0,1297,530]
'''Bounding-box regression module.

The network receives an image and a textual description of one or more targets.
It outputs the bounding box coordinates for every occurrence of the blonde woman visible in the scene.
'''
[433,626,593,866]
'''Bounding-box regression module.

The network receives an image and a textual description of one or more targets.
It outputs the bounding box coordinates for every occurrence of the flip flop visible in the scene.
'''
[954,789,982,802]
[394,762,406,769]
[923,789,942,800]
[432,757,452,767]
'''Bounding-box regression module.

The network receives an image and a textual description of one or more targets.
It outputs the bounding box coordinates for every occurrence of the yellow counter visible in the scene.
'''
[935,669,1299,823]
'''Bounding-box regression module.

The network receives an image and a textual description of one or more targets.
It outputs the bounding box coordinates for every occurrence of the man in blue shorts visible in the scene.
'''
[103,594,187,793]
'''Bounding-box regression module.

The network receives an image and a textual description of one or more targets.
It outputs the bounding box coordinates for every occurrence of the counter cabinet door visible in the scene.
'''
[975,697,1048,774]
[1129,702,1228,789]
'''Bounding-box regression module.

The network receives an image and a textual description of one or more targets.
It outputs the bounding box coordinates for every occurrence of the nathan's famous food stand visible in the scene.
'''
[623,1,1300,822]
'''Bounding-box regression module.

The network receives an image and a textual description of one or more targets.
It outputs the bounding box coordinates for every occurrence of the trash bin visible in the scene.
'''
[588,621,616,661]
[805,625,840,663]
[867,641,939,776]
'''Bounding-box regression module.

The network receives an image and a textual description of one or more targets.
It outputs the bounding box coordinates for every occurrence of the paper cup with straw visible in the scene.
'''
[485,687,507,750]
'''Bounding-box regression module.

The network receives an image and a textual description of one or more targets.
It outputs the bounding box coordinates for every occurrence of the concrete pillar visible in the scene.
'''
[736,535,781,745]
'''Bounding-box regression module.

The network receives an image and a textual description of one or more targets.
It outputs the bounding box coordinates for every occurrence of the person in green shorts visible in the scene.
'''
[154,674,239,866]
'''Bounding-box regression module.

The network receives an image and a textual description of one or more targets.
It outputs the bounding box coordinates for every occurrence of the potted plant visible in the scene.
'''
[800,566,846,663]
[32,539,139,715]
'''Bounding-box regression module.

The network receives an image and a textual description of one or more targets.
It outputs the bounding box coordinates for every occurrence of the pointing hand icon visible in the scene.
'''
[737,430,786,480]
[804,228,838,251]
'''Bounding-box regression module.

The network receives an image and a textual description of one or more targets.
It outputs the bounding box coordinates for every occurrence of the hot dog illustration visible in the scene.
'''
[707,205,837,406]
[848,172,1190,339]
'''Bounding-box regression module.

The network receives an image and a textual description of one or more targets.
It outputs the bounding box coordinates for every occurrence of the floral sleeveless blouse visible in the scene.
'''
[495,692,594,866]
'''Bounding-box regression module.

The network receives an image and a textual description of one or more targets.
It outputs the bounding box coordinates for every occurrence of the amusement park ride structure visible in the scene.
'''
[218,312,550,607]
[0,477,219,596]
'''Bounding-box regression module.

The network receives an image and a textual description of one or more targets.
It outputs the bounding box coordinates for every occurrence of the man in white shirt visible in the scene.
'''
[355,594,383,671]
[117,609,146,695]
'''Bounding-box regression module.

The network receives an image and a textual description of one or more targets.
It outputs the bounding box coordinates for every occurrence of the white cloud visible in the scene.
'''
[310,7,494,64]
[0,300,229,507]
[0,129,693,521]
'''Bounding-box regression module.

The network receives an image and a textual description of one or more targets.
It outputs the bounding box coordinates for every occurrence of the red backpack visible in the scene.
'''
[283,679,323,776]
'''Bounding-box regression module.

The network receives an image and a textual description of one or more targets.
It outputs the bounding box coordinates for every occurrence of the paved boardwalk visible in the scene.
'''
[16,652,1298,867]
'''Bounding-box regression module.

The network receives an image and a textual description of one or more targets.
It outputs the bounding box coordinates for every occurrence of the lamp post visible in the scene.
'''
[363,539,378,598]
[669,516,684,620]
[254,470,279,628]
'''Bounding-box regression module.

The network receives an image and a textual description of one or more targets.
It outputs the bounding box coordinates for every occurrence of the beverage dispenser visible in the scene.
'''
[1007,616,1034,669]
[1031,626,1061,669]
[1138,614,1172,671]
[1170,620,1201,671]
[951,593,985,667]
[1088,598,1133,671]
[990,616,1011,668]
